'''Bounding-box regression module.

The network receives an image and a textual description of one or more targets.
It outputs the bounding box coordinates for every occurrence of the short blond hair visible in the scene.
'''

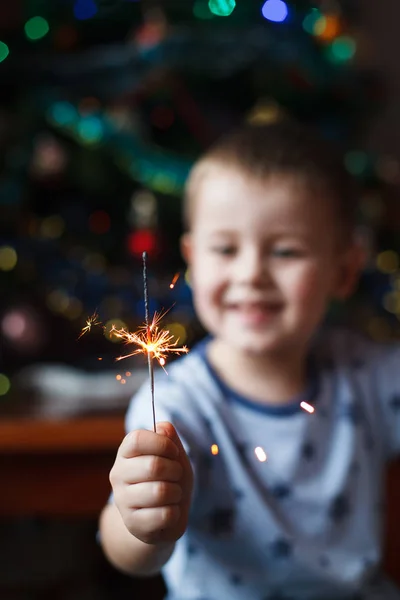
[183,119,358,240]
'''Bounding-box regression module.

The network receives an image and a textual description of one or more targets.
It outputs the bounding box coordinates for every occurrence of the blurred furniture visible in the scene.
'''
[0,415,399,588]
[0,415,165,600]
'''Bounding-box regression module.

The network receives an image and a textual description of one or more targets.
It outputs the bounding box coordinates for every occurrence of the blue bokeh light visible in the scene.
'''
[73,0,98,21]
[261,0,288,23]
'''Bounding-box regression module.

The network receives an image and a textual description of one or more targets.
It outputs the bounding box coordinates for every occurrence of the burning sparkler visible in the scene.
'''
[110,253,188,431]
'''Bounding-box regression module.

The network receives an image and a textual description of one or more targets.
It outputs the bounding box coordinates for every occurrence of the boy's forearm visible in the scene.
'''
[99,503,175,576]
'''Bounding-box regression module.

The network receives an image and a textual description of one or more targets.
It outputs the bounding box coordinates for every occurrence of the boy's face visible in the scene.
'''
[182,167,359,357]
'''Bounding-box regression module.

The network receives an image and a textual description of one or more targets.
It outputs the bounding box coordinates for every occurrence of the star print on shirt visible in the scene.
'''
[262,592,294,600]
[269,537,293,559]
[207,508,235,536]
[270,484,292,500]
[187,543,198,556]
[338,401,364,425]
[230,573,243,585]
[235,442,248,459]
[301,441,316,460]
[329,493,351,522]
[389,395,400,411]
[319,554,330,568]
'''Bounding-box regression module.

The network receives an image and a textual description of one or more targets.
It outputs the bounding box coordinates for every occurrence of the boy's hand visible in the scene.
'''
[109,422,193,546]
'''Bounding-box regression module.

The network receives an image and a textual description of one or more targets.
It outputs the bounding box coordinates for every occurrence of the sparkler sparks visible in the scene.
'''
[300,401,315,414]
[169,272,180,289]
[110,310,188,368]
[77,312,101,339]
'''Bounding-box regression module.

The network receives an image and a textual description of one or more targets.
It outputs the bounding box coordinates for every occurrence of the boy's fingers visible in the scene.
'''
[124,455,183,484]
[119,428,179,460]
[126,481,183,509]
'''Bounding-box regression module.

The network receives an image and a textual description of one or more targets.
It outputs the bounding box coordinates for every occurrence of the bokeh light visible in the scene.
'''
[261,0,288,23]
[0,246,17,271]
[77,116,103,144]
[302,9,320,34]
[376,250,399,274]
[0,374,10,396]
[344,150,368,176]
[104,319,128,342]
[211,444,219,455]
[193,0,214,19]
[208,0,236,17]
[48,102,76,127]
[254,446,267,462]
[39,215,65,239]
[24,16,50,41]
[74,0,98,20]
[0,41,9,62]
[328,36,356,62]
[164,322,187,345]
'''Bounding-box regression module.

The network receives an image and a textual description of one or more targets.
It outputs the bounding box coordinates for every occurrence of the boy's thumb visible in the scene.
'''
[156,421,186,455]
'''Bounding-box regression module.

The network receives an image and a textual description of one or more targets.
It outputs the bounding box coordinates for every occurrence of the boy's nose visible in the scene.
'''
[234,248,269,286]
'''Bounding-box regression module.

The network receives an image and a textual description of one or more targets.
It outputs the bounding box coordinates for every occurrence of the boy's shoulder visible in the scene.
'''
[312,325,399,373]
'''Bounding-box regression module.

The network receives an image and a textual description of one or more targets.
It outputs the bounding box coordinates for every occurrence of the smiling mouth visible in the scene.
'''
[226,302,282,325]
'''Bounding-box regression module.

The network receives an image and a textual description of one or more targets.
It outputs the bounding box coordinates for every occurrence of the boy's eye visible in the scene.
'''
[271,247,302,258]
[210,245,237,256]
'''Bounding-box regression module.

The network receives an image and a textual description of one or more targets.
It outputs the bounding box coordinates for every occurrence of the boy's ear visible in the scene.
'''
[333,242,366,300]
[180,233,192,265]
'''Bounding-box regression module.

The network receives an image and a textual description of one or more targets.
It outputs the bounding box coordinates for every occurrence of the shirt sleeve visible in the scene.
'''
[373,342,400,459]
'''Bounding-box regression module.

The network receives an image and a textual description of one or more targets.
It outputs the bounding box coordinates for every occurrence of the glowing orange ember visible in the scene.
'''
[300,401,314,414]
[169,272,180,289]
[211,444,219,455]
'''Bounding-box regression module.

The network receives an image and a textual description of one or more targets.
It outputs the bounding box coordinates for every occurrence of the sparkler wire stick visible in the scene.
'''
[142,252,156,432]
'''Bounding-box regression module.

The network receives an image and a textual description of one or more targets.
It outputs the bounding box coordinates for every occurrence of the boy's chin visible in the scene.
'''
[220,332,285,357]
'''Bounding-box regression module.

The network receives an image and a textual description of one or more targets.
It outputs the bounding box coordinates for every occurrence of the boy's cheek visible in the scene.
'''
[290,269,328,304]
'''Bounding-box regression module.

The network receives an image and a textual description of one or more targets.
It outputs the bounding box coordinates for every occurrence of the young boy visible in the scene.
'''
[99,120,400,599]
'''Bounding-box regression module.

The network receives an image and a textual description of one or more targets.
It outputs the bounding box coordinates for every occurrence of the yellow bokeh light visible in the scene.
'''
[383,291,400,314]
[165,322,187,345]
[367,316,392,342]
[46,289,70,313]
[0,246,17,271]
[211,444,219,455]
[376,250,399,274]
[104,319,128,342]
[40,215,65,239]
[0,374,11,396]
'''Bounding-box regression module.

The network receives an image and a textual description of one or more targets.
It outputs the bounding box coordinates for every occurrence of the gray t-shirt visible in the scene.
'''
[125,328,400,600]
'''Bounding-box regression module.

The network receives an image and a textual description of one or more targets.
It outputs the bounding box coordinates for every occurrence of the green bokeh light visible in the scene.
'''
[24,16,50,41]
[78,116,104,144]
[0,374,10,396]
[208,0,236,17]
[48,102,76,127]
[344,150,368,176]
[328,36,356,63]
[302,9,321,34]
[193,0,214,19]
[0,41,9,63]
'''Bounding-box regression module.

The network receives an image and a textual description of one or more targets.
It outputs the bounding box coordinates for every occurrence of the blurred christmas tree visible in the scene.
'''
[0,0,397,395]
